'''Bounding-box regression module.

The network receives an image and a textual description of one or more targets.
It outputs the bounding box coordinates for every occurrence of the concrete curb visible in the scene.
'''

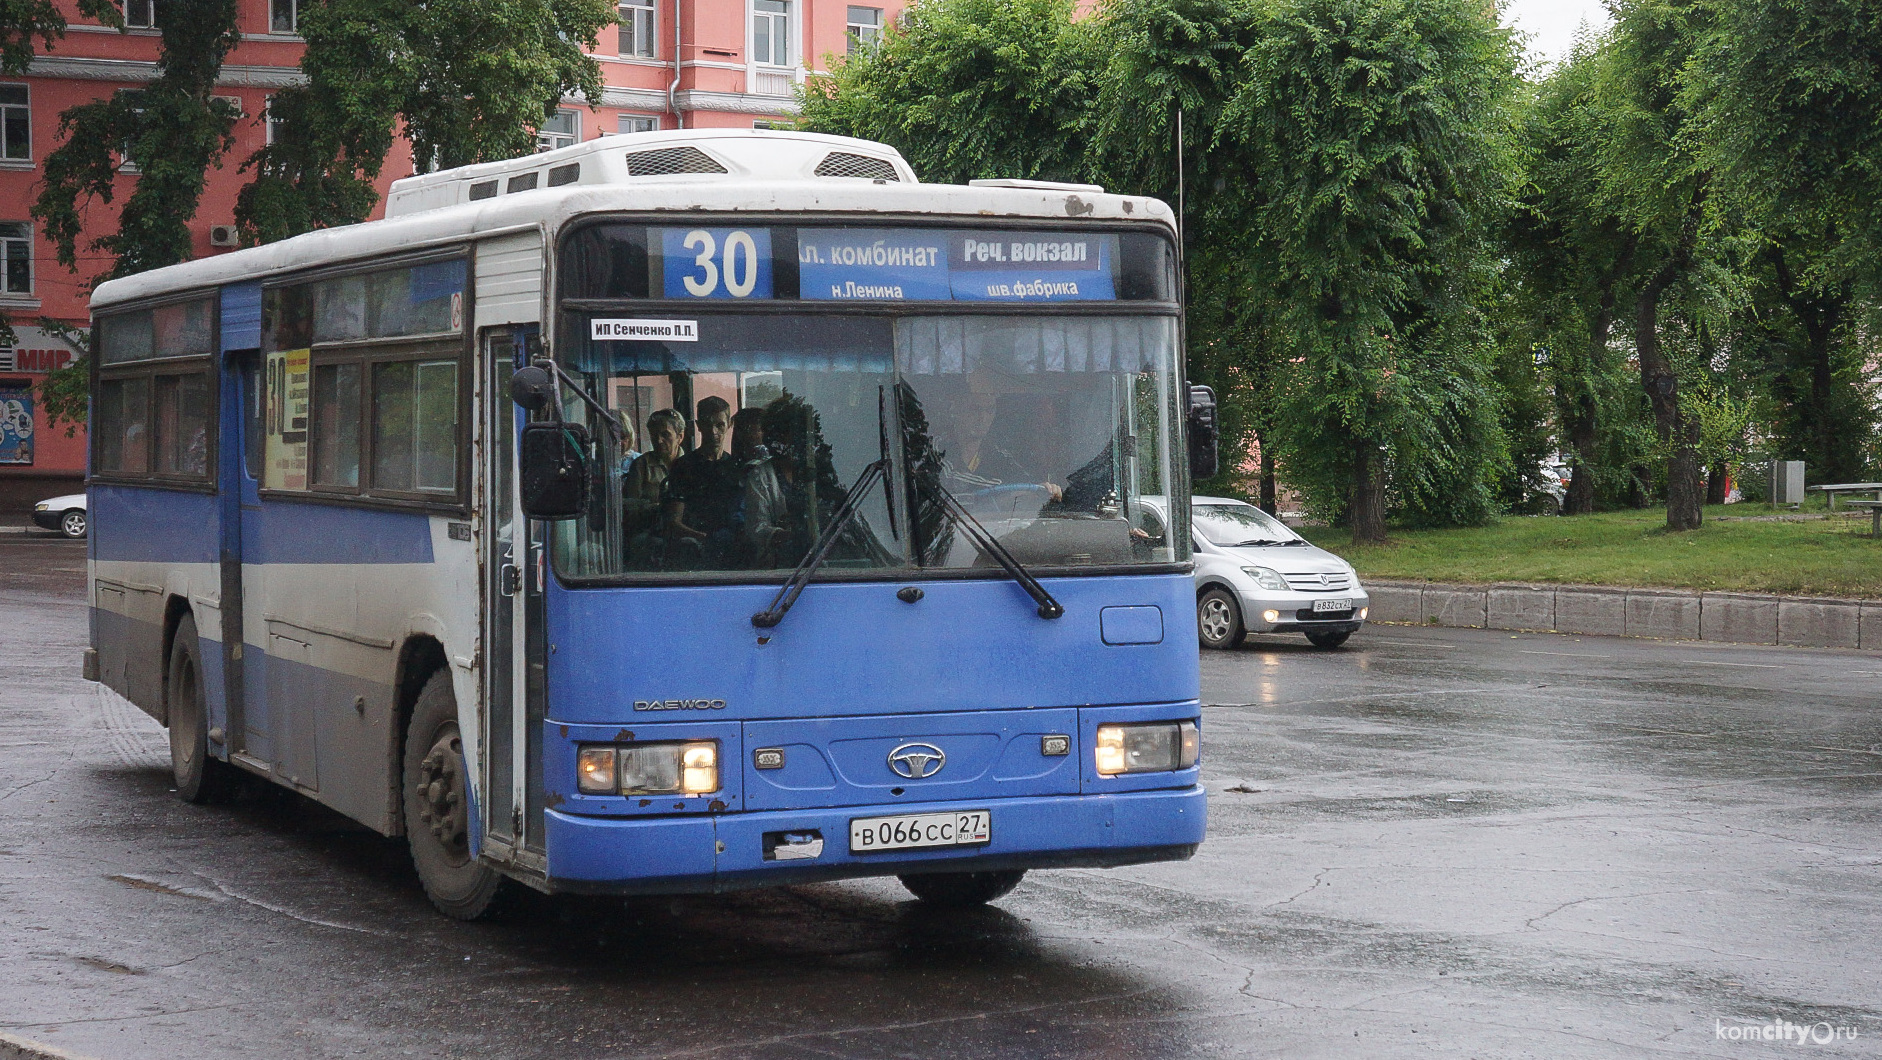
[0,1031,100,1060]
[1368,579,1882,651]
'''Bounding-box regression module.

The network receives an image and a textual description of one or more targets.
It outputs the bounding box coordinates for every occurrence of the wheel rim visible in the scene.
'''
[416,724,470,866]
[170,652,199,780]
[63,512,84,536]
[1198,597,1234,643]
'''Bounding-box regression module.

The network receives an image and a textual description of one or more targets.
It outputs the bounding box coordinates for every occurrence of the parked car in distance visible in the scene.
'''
[32,492,87,538]
[1147,495,1368,650]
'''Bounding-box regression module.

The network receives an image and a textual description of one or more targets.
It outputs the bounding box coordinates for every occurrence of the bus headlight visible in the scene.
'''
[576,741,720,796]
[1095,721,1200,776]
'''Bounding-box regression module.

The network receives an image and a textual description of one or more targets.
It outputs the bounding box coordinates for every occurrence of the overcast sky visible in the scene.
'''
[1503,0,1613,68]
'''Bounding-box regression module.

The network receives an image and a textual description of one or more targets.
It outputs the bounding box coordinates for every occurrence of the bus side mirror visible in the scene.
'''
[510,366,555,412]
[519,422,590,520]
[1187,384,1219,481]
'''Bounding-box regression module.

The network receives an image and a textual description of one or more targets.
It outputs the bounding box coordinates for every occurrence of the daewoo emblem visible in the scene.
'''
[887,742,946,779]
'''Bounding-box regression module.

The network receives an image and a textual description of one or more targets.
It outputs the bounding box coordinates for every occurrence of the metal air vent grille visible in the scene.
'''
[624,146,729,176]
[814,152,900,181]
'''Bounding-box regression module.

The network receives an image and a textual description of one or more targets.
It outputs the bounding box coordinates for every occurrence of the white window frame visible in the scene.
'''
[845,6,881,54]
[0,83,28,163]
[270,0,298,34]
[619,115,659,134]
[752,0,792,68]
[122,0,155,29]
[536,109,580,153]
[264,95,286,145]
[0,222,33,296]
[618,0,656,58]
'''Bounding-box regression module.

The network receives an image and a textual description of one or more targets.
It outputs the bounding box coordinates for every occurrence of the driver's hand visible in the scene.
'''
[1043,482,1064,502]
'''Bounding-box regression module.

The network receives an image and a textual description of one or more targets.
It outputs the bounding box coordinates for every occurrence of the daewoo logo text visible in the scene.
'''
[633,698,727,712]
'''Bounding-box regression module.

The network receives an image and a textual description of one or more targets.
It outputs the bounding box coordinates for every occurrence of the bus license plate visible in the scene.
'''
[1313,598,1352,612]
[850,811,991,853]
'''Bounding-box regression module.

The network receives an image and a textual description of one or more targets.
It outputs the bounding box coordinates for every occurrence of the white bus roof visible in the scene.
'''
[90,131,1175,311]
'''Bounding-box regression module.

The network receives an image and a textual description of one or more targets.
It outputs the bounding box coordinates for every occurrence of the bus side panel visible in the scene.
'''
[90,484,220,722]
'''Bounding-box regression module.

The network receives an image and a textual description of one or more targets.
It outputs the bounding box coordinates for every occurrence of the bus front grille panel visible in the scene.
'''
[624,147,729,176]
[814,152,900,181]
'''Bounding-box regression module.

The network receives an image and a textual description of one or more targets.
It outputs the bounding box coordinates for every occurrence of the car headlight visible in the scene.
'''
[576,741,719,795]
[34,502,49,511]
[1240,566,1288,591]
[1095,721,1200,776]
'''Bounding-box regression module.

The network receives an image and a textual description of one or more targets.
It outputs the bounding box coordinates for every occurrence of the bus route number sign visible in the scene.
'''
[661,228,774,300]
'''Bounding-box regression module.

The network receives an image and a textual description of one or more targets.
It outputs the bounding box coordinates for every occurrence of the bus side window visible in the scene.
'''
[371,357,459,495]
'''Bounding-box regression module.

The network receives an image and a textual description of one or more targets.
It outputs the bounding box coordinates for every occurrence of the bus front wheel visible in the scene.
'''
[168,614,236,803]
[403,671,508,920]
[898,870,1026,907]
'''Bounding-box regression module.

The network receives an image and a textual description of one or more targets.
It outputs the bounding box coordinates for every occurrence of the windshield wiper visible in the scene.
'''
[752,458,889,629]
[931,482,1064,620]
[1234,537,1305,547]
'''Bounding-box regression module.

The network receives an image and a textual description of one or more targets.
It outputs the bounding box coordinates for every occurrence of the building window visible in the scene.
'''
[618,0,655,58]
[270,0,297,32]
[537,109,579,152]
[620,115,659,134]
[753,0,790,66]
[264,96,285,144]
[0,84,28,161]
[122,0,155,29]
[846,6,880,53]
[0,222,29,295]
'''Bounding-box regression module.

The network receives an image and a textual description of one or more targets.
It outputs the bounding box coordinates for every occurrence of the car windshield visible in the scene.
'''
[1194,502,1298,546]
[549,312,1189,578]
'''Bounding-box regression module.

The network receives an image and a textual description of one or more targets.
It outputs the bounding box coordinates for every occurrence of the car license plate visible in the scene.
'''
[850,811,991,853]
[1313,597,1352,613]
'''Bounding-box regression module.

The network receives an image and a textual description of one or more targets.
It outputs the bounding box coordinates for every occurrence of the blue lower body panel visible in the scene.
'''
[543,785,1206,895]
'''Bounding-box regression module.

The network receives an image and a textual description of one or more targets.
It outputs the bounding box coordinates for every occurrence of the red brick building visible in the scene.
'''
[0,0,898,513]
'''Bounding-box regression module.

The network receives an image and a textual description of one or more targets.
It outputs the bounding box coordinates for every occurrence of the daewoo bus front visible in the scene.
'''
[530,217,1205,904]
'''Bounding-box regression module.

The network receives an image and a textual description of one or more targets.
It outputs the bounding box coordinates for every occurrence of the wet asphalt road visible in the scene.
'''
[2,532,1880,1058]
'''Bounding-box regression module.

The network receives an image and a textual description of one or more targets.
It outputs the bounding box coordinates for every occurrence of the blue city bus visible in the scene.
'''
[84,130,1212,919]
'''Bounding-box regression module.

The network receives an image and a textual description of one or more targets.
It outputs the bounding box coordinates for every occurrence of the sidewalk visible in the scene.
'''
[1368,578,1882,650]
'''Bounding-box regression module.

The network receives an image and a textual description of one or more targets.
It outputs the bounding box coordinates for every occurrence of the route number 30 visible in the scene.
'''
[680,229,761,298]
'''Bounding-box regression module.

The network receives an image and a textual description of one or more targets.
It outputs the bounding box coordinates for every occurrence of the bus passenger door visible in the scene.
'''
[481,327,528,857]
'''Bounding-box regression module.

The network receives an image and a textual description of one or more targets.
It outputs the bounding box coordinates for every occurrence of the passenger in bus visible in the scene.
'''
[623,407,682,541]
[612,410,640,474]
[663,396,743,566]
[733,406,790,567]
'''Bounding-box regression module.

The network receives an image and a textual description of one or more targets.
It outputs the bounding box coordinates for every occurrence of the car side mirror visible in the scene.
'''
[519,421,590,520]
[1187,384,1219,481]
[509,366,555,412]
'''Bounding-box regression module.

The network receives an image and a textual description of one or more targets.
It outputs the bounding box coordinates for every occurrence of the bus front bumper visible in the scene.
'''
[540,785,1206,895]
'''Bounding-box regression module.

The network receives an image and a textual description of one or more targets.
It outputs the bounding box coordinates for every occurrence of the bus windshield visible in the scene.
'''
[551,311,1187,579]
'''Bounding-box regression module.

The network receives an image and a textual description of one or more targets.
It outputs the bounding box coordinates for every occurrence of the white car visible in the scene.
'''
[32,492,87,539]
[1150,495,1368,650]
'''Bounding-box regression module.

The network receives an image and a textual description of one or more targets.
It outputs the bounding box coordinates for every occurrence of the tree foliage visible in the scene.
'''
[0,0,120,76]
[236,0,614,242]
[31,0,242,284]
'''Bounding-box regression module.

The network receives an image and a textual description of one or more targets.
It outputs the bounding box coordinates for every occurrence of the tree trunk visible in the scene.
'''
[1706,463,1728,505]
[1636,262,1703,531]
[1772,246,1851,481]
[1559,234,1633,517]
[1259,446,1277,515]
[1350,440,1386,545]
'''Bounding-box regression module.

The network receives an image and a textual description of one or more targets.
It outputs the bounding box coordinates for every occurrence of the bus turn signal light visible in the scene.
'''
[576,741,720,796]
[1095,721,1200,776]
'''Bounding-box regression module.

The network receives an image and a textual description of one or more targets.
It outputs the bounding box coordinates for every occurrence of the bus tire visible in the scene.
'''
[898,869,1026,907]
[403,670,508,920]
[167,614,235,804]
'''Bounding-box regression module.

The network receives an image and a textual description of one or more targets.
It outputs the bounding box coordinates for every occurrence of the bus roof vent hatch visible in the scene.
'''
[625,146,730,177]
[814,152,901,181]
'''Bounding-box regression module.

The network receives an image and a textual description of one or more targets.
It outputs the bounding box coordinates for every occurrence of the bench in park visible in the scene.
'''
[1807,482,1882,510]
[1842,499,1882,537]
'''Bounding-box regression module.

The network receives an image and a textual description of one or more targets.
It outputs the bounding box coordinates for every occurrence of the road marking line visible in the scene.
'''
[1520,650,1606,659]
[1680,660,1783,669]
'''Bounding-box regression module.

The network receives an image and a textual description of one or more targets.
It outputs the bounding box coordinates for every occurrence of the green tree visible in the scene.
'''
[798,0,1102,185]
[1222,0,1522,542]
[1,0,121,76]
[32,0,242,283]
[33,320,90,435]
[237,0,615,242]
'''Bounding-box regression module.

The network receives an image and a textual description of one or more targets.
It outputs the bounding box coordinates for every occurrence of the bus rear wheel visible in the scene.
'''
[168,614,236,804]
[898,870,1026,907]
[403,671,508,920]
